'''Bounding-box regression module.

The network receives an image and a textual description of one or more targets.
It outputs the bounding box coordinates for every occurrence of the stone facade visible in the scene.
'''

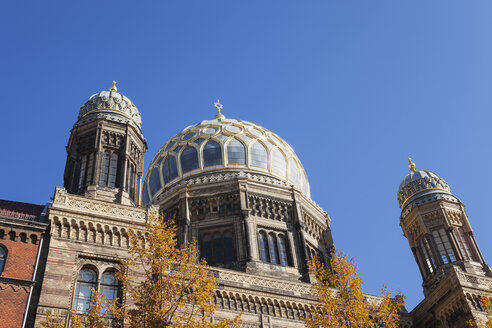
[32,187,150,327]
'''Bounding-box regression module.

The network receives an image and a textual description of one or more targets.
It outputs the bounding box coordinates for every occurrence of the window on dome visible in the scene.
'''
[162,156,178,183]
[289,159,301,187]
[73,267,97,313]
[271,149,286,176]
[142,181,150,205]
[149,168,162,196]
[227,139,246,165]
[203,140,223,167]
[432,229,456,264]
[0,245,6,275]
[180,146,199,173]
[301,173,309,195]
[182,132,195,140]
[250,142,268,168]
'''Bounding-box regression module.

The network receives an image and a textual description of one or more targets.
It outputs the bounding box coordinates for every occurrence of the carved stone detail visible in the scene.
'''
[248,195,292,222]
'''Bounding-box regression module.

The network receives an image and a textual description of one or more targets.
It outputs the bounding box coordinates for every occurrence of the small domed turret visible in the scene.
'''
[76,81,142,130]
[397,158,451,209]
[64,82,147,205]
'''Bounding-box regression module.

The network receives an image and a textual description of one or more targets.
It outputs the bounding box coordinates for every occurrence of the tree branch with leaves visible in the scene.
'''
[116,214,241,328]
[304,249,405,328]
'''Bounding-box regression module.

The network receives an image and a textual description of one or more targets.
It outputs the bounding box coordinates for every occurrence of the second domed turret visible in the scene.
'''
[76,81,142,131]
[397,158,451,209]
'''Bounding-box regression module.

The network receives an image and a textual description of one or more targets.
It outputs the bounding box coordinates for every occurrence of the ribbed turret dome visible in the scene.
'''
[76,82,142,130]
[397,159,451,209]
[142,108,309,205]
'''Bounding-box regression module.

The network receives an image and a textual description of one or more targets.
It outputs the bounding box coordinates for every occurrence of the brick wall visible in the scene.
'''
[0,227,43,328]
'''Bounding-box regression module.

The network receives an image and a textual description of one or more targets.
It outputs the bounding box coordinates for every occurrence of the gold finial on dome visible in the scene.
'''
[109,81,117,93]
[408,158,417,172]
[214,99,225,119]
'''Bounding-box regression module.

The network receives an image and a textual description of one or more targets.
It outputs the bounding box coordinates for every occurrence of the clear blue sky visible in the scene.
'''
[1,1,491,310]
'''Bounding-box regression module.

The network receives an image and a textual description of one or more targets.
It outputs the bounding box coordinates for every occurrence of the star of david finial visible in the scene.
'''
[213,99,225,119]
[408,158,417,172]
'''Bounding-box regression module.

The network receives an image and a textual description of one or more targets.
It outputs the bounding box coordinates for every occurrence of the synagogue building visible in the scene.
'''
[0,83,490,328]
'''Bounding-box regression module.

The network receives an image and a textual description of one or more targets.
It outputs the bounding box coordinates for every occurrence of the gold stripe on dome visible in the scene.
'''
[401,187,450,208]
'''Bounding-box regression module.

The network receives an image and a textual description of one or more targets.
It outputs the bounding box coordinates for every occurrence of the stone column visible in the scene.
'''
[286,223,299,268]
[292,191,308,271]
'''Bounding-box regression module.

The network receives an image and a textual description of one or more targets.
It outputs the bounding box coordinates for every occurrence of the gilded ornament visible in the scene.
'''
[214,99,225,119]
[110,81,117,93]
[408,158,417,172]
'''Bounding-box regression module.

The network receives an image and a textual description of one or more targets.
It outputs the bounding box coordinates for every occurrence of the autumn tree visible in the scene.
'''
[116,215,242,328]
[469,295,492,328]
[304,250,405,328]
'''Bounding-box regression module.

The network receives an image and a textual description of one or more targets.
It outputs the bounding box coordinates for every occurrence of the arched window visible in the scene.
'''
[0,245,6,275]
[258,232,269,263]
[199,230,234,265]
[432,229,455,264]
[99,152,110,186]
[180,146,199,173]
[100,271,119,313]
[227,139,246,165]
[277,235,289,266]
[108,153,118,188]
[78,155,87,191]
[142,181,150,205]
[271,149,286,177]
[149,167,162,197]
[289,159,301,187]
[162,155,178,183]
[419,238,435,274]
[85,153,94,186]
[203,140,223,167]
[99,152,118,187]
[453,227,476,261]
[73,268,97,313]
[268,234,279,264]
[250,142,268,168]
[301,173,309,195]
